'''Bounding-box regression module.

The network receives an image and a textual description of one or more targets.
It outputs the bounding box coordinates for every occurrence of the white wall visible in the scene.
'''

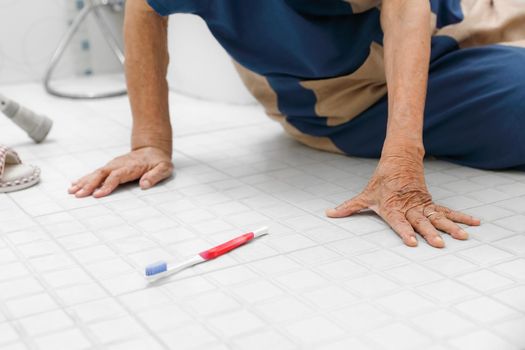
[0,0,124,85]
[167,14,256,105]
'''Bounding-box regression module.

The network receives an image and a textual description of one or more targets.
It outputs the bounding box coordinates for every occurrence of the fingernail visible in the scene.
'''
[407,236,418,246]
[460,230,469,239]
[141,180,151,189]
[434,236,445,247]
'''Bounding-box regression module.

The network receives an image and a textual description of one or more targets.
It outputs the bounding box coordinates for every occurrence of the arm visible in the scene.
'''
[126,0,171,154]
[327,1,480,247]
[380,0,429,158]
[69,0,173,197]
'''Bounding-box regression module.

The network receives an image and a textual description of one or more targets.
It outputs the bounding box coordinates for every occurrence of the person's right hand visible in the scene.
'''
[68,146,173,198]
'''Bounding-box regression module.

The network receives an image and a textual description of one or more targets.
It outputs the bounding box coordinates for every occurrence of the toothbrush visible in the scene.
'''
[145,226,269,282]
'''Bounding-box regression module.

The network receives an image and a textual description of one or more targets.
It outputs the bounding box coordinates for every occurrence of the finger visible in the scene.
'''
[139,162,173,190]
[382,211,418,247]
[435,205,481,226]
[94,165,148,197]
[326,194,368,218]
[68,176,90,194]
[430,214,469,240]
[75,169,109,197]
[93,170,124,198]
[406,211,444,248]
[68,182,82,194]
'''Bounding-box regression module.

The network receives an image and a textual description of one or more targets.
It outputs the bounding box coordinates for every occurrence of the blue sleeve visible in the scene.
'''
[147,0,171,16]
[146,0,202,16]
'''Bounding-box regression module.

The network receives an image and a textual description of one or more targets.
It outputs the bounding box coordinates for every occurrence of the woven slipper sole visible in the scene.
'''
[0,165,41,193]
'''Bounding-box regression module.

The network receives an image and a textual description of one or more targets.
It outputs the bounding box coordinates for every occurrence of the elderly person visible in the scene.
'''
[69,0,525,248]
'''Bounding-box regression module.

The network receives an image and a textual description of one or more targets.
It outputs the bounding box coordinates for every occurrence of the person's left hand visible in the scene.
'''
[326,153,481,248]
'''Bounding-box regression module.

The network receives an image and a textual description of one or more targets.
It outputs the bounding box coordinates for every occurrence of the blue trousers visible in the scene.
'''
[329,44,525,170]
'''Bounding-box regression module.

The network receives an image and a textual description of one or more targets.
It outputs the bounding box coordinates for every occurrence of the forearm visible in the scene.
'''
[124,0,172,155]
[380,0,431,158]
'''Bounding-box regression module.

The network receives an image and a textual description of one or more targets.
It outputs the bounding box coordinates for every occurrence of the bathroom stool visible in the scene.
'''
[44,0,126,99]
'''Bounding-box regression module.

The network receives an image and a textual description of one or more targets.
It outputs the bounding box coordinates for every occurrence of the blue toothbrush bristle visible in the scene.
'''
[145,261,168,276]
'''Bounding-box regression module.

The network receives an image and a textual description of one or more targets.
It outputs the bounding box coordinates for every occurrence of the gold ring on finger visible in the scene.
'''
[425,211,439,219]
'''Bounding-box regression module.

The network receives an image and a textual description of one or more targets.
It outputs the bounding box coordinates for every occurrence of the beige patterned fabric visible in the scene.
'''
[234,62,344,154]
[300,42,386,127]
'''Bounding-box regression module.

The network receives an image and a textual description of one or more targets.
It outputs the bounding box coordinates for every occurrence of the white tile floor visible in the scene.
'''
[1,78,524,350]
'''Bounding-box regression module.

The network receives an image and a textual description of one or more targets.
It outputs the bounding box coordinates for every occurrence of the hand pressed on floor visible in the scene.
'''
[326,155,481,248]
[68,146,173,198]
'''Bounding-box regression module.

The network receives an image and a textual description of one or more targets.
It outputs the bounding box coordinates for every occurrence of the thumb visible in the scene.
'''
[139,162,173,190]
[326,193,369,218]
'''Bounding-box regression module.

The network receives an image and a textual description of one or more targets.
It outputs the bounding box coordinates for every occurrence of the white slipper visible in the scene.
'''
[0,145,40,193]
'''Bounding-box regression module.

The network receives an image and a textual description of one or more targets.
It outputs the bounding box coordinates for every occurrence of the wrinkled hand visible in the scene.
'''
[68,147,173,198]
[326,155,480,248]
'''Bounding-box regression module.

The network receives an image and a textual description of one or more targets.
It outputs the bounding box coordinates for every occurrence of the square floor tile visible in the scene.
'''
[417,279,479,304]
[186,291,241,316]
[17,310,73,337]
[492,258,525,281]
[330,303,391,333]
[0,323,19,344]
[493,286,525,312]
[6,294,58,318]
[455,297,519,323]
[253,296,314,324]
[160,324,218,349]
[366,322,431,350]
[302,285,358,310]
[88,317,146,344]
[493,317,525,348]
[412,309,476,337]
[208,309,265,338]
[449,330,519,350]
[34,329,91,350]
[456,269,514,292]
[458,245,514,265]
[384,264,442,285]
[354,250,409,270]
[423,255,478,277]
[285,316,346,345]
[345,274,400,298]
[231,329,296,350]
[377,290,436,317]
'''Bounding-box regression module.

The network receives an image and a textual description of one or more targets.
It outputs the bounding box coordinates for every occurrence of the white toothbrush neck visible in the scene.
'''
[253,226,269,238]
[170,255,205,271]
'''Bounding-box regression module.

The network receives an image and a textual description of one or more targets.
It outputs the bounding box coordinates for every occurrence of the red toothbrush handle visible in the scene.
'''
[199,232,254,260]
